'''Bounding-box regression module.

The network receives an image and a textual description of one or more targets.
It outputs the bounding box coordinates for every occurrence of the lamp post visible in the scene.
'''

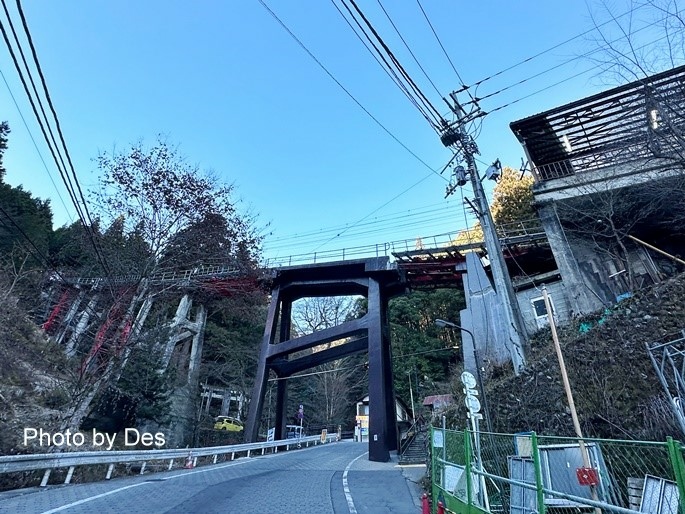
[435,318,490,510]
[434,319,492,434]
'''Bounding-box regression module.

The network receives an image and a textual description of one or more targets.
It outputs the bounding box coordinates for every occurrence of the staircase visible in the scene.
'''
[398,423,428,465]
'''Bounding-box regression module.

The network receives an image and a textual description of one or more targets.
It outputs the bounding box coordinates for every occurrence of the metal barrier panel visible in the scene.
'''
[430,428,684,514]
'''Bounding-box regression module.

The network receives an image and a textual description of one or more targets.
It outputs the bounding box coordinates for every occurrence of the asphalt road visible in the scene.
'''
[0,440,425,513]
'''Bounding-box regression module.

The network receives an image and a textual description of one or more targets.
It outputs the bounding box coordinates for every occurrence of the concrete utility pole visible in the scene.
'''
[441,93,527,373]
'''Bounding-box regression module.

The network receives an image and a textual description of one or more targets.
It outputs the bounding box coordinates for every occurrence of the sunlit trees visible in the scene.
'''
[61,138,262,432]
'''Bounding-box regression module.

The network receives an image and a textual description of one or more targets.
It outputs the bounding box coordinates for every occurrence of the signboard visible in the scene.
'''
[320,429,327,443]
[433,429,444,448]
[356,415,369,435]
[461,371,483,420]
[267,428,275,442]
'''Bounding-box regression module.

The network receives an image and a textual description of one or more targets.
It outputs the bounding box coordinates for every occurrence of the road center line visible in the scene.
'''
[342,451,368,514]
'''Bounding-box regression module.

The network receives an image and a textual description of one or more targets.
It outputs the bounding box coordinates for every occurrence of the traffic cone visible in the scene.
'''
[184,452,194,469]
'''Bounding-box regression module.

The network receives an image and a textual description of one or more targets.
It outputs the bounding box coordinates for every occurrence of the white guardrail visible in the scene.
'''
[0,433,339,487]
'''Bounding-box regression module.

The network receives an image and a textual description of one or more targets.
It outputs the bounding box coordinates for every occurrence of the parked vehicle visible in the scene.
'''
[214,416,244,432]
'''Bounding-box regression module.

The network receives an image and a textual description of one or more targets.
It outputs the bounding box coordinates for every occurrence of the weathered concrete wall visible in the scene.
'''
[515,279,573,334]
[460,252,525,374]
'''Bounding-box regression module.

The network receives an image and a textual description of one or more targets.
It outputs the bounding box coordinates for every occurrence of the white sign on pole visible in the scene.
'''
[433,430,444,448]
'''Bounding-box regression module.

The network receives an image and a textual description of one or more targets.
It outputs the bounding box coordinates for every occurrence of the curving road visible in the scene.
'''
[0,440,424,513]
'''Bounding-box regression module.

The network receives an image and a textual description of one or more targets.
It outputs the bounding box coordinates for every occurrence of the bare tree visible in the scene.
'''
[60,139,261,432]
[291,296,366,426]
[586,0,685,82]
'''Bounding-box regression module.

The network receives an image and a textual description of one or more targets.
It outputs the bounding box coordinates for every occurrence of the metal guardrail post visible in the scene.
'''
[666,437,685,514]
[531,431,546,514]
[464,429,473,508]
[0,434,338,487]
[430,426,435,514]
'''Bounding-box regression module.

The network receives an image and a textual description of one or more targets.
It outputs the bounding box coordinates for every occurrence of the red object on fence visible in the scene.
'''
[184,452,194,469]
[436,500,445,514]
[421,493,430,514]
[576,467,599,486]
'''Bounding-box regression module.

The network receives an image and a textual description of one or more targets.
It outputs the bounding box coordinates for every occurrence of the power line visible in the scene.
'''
[467,15,667,106]
[0,9,84,221]
[306,152,462,253]
[331,0,442,131]
[414,0,474,104]
[375,0,443,98]
[467,2,645,91]
[0,0,112,277]
[343,0,445,128]
[256,0,440,175]
[0,67,72,217]
[483,31,672,116]
[266,198,458,244]
[14,0,101,236]
[0,203,57,274]
[309,170,435,252]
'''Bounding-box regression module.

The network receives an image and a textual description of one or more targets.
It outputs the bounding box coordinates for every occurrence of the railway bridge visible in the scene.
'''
[41,224,547,460]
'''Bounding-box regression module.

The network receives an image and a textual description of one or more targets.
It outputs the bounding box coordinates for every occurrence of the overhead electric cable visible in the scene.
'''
[1,0,111,276]
[467,3,644,90]
[376,0,443,98]
[266,214,461,253]
[345,0,445,125]
[0,67,72,216]
[0,9,85,222]
[330,0,442,130]
[266,200,457,244]
[0,204,60,275]
[483,32,672,116]
[257,0,442,176]
[309,170,435,252]
[14,0,100,234]
[467,15,666,106]
[0,0,75,201]
[415,0,474,101]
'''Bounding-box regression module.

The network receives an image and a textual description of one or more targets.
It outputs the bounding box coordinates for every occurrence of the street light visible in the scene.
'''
[435,319,476,348]
[434,319,492,434]
[434,318,491,510]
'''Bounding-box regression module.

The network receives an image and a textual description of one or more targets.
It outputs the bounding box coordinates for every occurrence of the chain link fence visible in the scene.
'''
[430,427,684,514]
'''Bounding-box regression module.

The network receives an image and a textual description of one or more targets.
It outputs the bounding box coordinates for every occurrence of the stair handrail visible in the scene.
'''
[399,415,427,456]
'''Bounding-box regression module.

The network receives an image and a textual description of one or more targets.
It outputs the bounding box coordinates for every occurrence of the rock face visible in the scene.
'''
[481,272,685,441]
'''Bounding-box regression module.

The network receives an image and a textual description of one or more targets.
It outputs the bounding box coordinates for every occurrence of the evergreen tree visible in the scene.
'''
[490,167,536,225]
[0,121,9,182]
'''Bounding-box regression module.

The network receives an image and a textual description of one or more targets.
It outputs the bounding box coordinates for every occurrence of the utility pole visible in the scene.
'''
[440,92,527,373]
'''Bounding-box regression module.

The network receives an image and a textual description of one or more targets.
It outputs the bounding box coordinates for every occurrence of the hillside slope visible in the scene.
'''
[0,299,68,457]
[484,272,685,440]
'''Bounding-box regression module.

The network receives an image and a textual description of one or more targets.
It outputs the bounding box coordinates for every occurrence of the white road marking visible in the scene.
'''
[39,458,254,513]
[39,483,148,514]
[343,451,368,514]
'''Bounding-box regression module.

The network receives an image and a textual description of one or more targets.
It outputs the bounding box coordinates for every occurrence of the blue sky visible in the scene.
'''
[0,1,667,262]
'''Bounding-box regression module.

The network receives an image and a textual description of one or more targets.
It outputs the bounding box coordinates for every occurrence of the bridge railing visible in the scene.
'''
[0,433,339,489]
[263,231,463,268]
[58,223,549,284]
